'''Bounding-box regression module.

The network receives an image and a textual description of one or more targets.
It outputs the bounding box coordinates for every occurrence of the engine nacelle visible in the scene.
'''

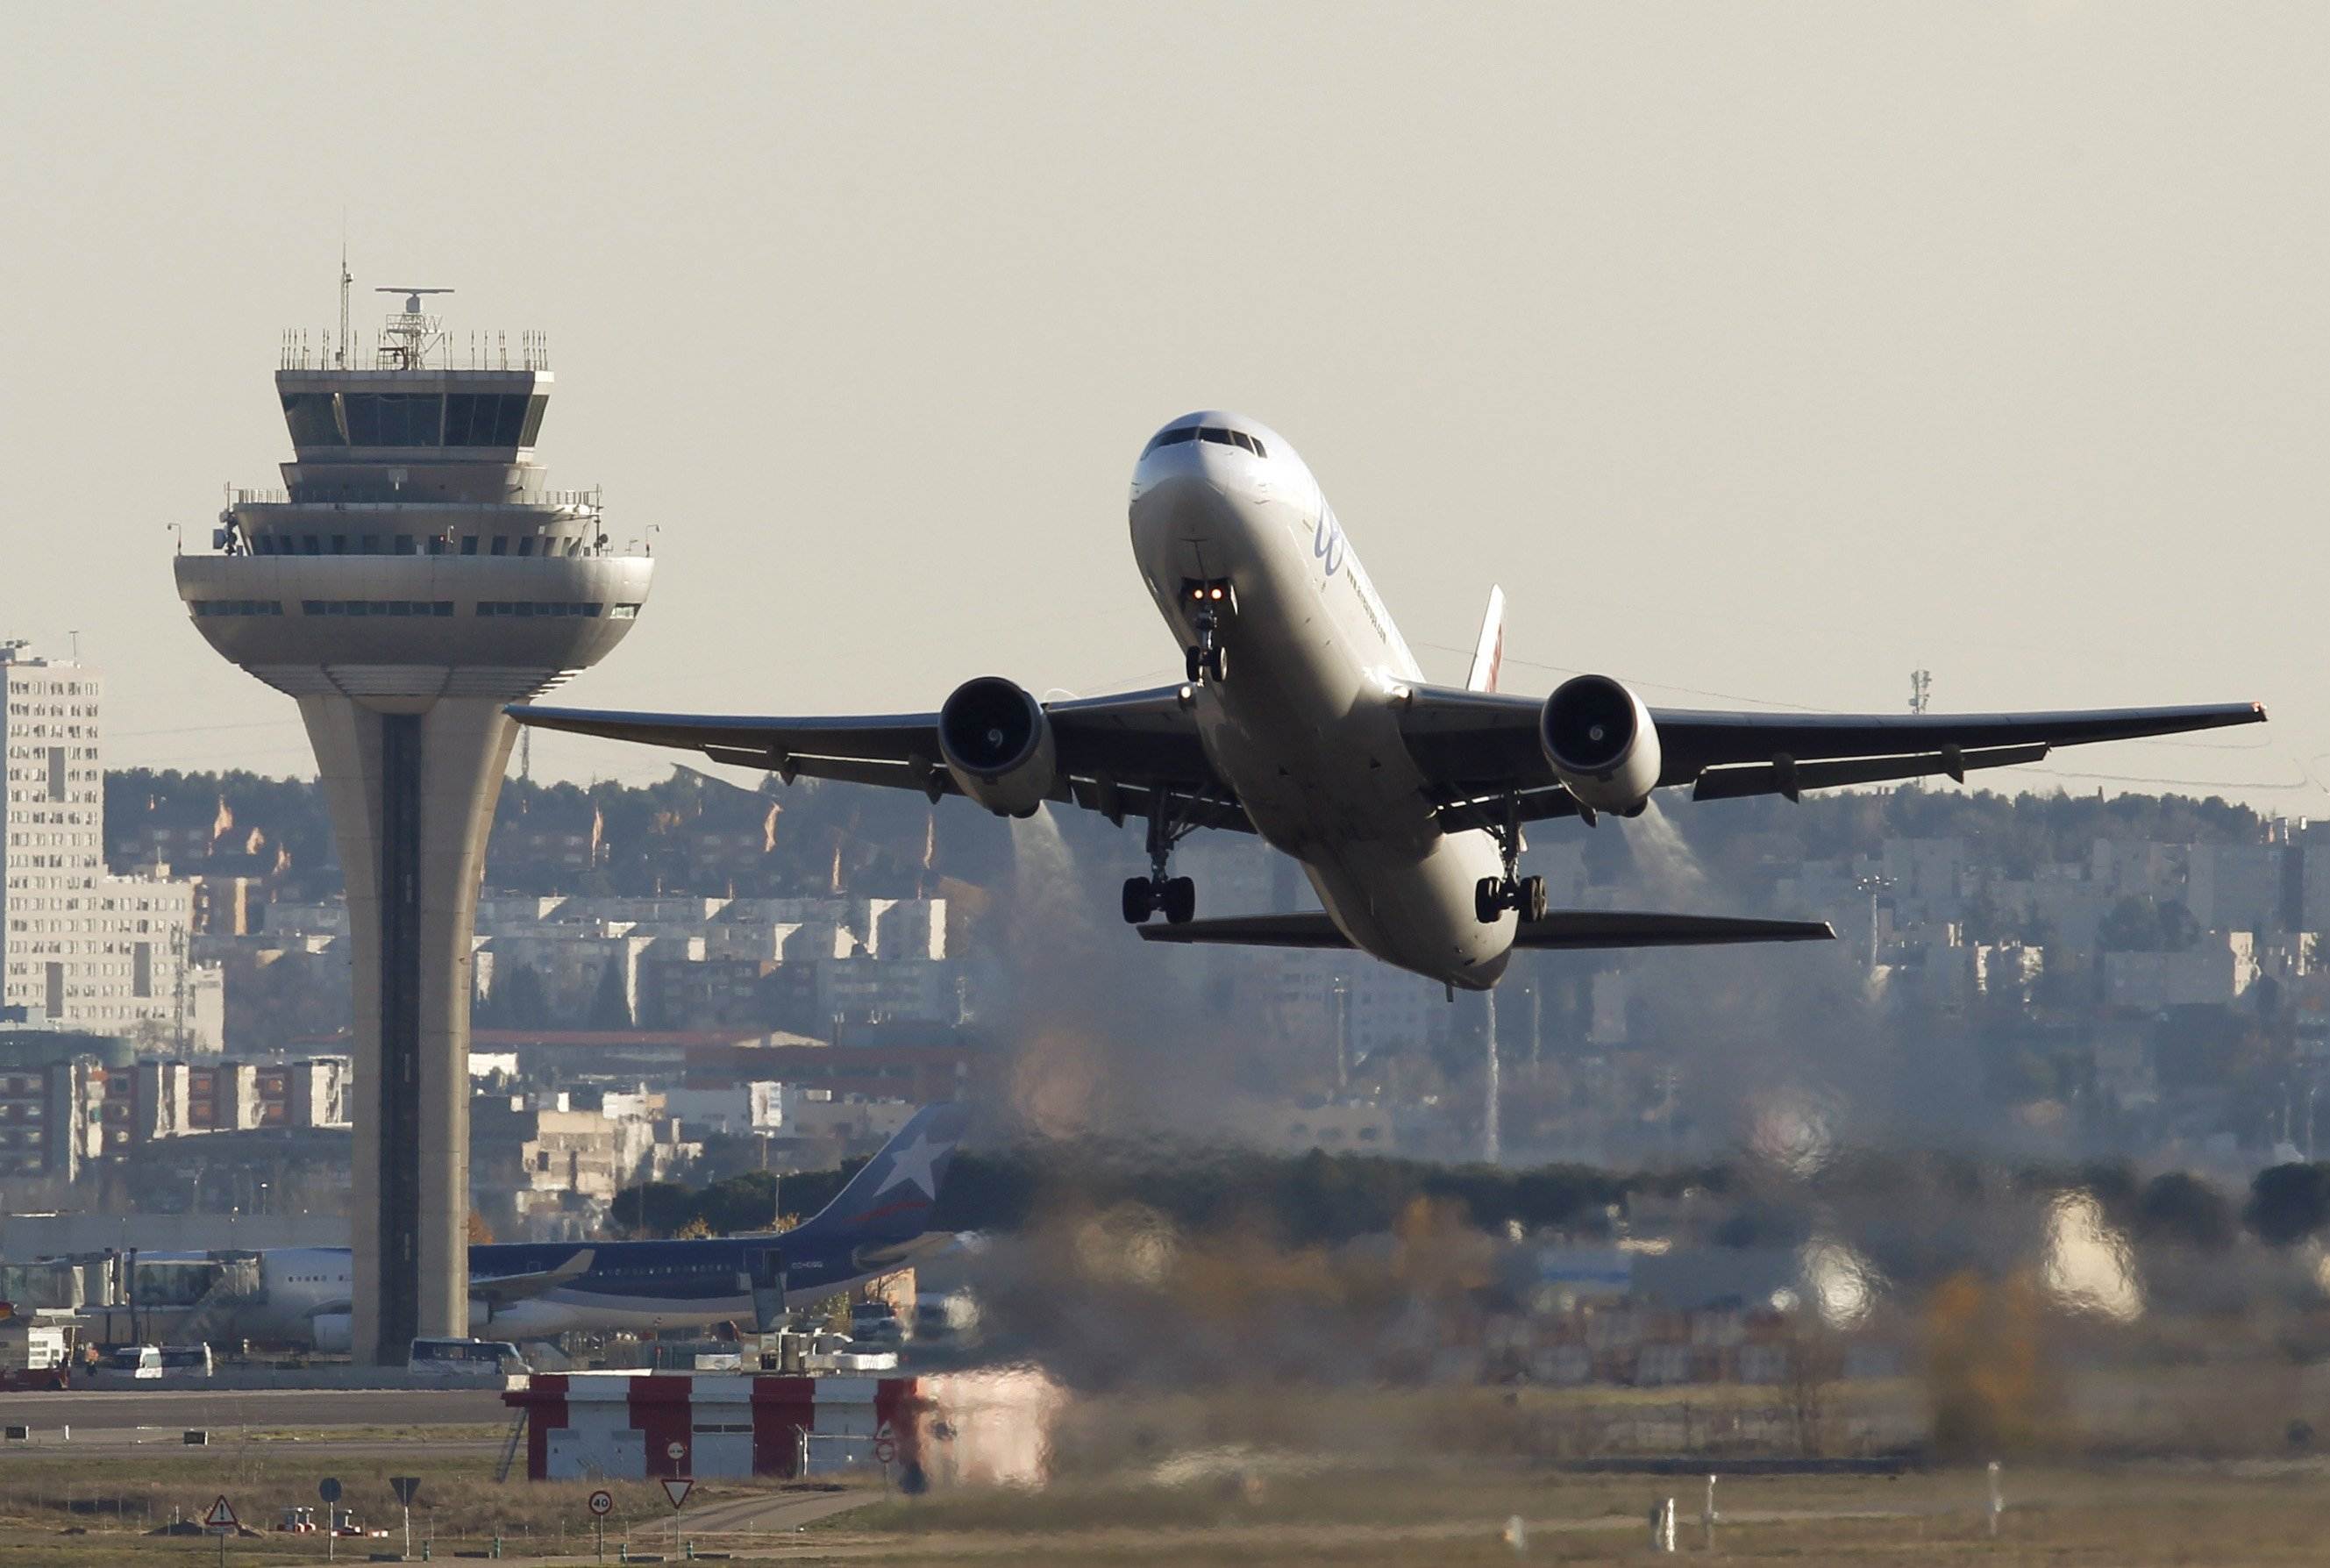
[937,677,1058,816]
[1540,674,1662,814]
[309,1312,353,1354]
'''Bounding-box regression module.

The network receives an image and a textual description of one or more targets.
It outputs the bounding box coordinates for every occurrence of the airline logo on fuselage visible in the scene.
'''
[1314,508,1346,577]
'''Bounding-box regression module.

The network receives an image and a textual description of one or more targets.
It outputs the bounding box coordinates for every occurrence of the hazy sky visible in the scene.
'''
[7,4,2326,809]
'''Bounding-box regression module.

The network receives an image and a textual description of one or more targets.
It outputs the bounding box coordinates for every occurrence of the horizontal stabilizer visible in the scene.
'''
[1511,911,1835,948]
[469,1247,596,1308]
[1138,910,1835,951]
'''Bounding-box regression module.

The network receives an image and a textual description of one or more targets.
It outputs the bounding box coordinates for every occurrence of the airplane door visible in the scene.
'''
[744,1250,787,1332]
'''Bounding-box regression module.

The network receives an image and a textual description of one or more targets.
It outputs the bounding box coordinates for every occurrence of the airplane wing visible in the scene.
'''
[1137,910,1834,949]
[1397,688,2267,823]
[469,1248,596,1308]
[510,687,1253,833]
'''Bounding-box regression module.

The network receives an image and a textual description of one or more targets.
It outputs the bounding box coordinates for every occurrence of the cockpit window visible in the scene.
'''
[1147,424,1267,459]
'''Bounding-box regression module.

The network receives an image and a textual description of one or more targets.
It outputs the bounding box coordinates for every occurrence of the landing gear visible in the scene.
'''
[1121,874,1197,925]
[1122,791,1203,924]
[1184,642,1227,685]
[1474,874,1546,923]
[1472,793,1546,924]
[1181,580,1233,685]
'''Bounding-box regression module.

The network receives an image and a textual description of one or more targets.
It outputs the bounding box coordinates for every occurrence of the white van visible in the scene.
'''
[106,1345,163,1379]
[407,1337,530,1380]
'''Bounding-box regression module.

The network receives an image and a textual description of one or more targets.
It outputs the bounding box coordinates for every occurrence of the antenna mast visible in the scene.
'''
[337,244,352,369]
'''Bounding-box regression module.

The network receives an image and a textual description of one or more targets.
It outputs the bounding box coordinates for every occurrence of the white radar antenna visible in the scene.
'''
[375,287,454,370]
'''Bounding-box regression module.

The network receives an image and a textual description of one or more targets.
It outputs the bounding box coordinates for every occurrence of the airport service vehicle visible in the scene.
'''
[203,1104,965,1350]
[911,1290,980,1346]
[851,1300,906,1346]
[510,413,2267,991]
[107,1344,163,1379]
[407,1336,529,1379]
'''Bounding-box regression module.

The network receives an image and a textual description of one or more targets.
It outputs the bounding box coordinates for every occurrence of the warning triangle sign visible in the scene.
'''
[661,1477,694,1509]
[203,1495,238,1529]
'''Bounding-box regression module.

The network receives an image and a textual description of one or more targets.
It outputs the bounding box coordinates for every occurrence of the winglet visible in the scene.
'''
[1465,586,1506,695]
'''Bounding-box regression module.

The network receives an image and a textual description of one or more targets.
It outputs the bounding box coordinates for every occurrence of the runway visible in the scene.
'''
[0,1386,509,1440]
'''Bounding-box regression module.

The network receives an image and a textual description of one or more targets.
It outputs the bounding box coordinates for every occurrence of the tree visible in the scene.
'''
[2243,1163,2330,1247]
[2099,896,2162,952]
[586,958,633,1030]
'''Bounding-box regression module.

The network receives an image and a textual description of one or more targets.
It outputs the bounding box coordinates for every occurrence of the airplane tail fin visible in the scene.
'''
[1465,586,1506,694]
[787,1102,968,1246]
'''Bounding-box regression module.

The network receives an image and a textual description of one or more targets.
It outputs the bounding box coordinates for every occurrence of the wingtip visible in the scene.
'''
[2253,701,2269,722]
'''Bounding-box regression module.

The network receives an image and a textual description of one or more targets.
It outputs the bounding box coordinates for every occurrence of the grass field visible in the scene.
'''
[2,1376,2328,1564]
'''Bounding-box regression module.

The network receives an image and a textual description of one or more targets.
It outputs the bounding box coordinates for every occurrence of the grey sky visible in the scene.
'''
[7,4,2324,807]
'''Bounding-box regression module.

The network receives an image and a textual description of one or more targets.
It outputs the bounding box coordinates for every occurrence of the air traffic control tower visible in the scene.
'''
[175,287,654,1363]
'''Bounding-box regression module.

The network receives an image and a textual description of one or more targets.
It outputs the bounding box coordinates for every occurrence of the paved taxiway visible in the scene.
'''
[0,1386,508,1438]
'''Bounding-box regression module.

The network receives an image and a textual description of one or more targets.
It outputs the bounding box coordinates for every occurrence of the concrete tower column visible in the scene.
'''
[303,696,516,1352]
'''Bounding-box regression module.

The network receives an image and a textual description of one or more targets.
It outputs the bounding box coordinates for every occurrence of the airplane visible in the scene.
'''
[205,1103,965,1350]
[510,412,2266,993]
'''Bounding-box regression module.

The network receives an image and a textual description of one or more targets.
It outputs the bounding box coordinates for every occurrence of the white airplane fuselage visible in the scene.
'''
[1129,414,1514,989]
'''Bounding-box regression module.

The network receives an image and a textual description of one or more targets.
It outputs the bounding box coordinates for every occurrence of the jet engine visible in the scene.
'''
[1540,674,1662,814]
[937,677,1058,816]
[310,1312,353,1354]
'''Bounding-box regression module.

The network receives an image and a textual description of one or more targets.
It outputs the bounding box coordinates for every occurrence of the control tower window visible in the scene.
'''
[281,393,346,447]
[460,537,479,556]
[520,395,548,446]
[489,537,509,556]
[444,393,530,446]
[517,538,536,557]
[343,393,445,447]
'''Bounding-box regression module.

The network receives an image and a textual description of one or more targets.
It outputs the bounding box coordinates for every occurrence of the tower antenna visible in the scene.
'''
[337,241,352,369]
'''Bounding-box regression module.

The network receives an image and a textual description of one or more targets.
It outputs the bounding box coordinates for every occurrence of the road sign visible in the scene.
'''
[873,1435,898,1465]
[317,1477,342,1503]
[389,1476,422,1506]
[203,1495,239,1530]
[588,1489,614,1517]
[665,1440,687,1462]
[661,1477,694,1509]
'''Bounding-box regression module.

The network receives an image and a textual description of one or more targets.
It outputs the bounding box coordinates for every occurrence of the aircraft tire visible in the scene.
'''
[1163,876,1198,924]
[1122,877,1155,923]
[1475,877,1504,924]
[1521,876,1549,922]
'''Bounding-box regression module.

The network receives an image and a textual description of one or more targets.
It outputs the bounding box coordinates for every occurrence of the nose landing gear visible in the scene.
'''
[1180,581,1234,685]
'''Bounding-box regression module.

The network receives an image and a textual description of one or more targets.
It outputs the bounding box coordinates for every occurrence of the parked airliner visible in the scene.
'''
[513,413,2264,991]
[208,1105,965,1349]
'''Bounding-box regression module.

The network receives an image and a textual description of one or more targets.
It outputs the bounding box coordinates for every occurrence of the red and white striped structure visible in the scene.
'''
[505,1372,920,1481]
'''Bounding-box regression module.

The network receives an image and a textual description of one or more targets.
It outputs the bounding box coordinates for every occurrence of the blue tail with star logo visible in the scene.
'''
[786,1102,969,1247]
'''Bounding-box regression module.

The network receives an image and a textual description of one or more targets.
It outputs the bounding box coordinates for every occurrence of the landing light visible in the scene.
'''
[1209,588,1225,600]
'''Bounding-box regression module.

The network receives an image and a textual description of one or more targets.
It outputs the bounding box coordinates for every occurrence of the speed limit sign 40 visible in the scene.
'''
[588,1489,614,1518]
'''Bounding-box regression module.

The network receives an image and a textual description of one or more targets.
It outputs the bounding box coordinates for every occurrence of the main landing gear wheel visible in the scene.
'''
[1473,873,1548,924]
[1122,874,1198,924]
